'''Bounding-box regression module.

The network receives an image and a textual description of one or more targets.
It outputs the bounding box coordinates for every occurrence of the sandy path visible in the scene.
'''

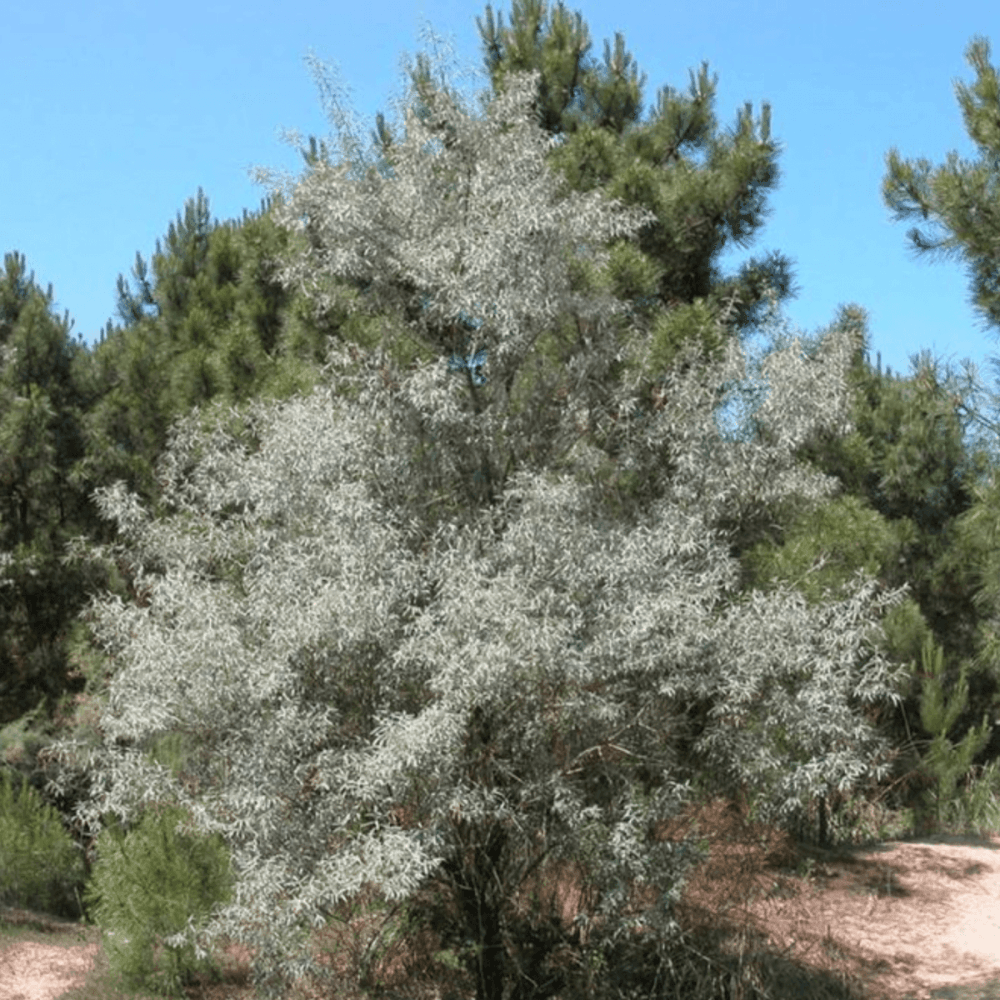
[661,797,1000,1000]
[6,812,1000,1000]
[0,937,100,1000]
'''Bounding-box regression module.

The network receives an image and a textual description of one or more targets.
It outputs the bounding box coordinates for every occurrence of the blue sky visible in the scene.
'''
[6,0,1000,457]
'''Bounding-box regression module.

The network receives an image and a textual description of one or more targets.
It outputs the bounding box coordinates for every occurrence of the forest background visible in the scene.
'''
[6,2,1000,997]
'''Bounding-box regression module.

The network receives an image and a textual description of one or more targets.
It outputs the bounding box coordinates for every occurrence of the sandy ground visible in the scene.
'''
[659,797,1000,1000]
[0,937,100,1000]
[5,812,1000,1000]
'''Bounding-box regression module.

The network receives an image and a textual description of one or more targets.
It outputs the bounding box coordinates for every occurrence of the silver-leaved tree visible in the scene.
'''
[45,35,912,1000]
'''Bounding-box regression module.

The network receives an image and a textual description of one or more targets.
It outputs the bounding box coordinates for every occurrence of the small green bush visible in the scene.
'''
[82,800,235,997]
[912,636,1000,837]
[0,766,87,916]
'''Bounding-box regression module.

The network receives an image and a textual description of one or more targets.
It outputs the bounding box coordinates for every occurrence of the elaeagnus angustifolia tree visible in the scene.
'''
[44,29,912,1000]
[248,36,666,544]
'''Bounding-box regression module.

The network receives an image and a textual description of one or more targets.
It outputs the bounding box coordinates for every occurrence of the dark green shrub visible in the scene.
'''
[82,800,235,996]
[0,766,87,916]
[912,635,1000,836]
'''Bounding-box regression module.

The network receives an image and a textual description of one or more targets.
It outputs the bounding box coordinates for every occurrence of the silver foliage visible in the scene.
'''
[45,48,913,998]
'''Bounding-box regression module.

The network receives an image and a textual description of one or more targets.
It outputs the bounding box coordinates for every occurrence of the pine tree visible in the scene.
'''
[880,32,1000,487]
[883,35,1000,335]
[876,32,1000,807]
[909,635,1000,835]
[80,190,346,508]
[0,252,102,729]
